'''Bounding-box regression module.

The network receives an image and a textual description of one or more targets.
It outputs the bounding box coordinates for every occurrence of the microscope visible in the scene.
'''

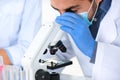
[21,22,72,80]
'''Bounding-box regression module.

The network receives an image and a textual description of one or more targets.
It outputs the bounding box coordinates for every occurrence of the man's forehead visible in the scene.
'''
[51,0,82,5]
[51,0,82,9]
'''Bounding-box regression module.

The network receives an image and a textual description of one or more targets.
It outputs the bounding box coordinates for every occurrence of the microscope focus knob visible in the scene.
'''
[50,72,60,80]
[35,69,50,80]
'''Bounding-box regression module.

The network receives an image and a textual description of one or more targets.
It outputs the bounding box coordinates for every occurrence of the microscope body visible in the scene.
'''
[22,22,69,80]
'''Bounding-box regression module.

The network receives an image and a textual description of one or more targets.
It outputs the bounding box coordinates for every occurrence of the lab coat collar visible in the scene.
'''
[90,0,112,63]
[100,0,112,13]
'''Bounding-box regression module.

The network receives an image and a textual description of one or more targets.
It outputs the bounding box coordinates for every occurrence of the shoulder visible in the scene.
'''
[108,0,120,19]
[0,0,25,15]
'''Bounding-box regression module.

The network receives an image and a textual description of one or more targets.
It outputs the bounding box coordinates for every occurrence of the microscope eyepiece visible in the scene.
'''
[49,40,67,55]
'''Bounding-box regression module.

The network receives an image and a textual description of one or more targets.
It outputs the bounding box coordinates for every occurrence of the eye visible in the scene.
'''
[71,8,81,13]
[71,10,78,13]
[65,5,81,13]
[66,9,78,13]
[66,9,74,13]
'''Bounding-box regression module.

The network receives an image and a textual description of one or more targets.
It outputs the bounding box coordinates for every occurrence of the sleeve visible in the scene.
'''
[92,42,120,80]
[4,0,42,66]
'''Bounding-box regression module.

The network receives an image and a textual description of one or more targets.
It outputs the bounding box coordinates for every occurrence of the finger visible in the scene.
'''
[60,25,72,34]
[62,12,82,20]
[56,15,78,25]
[61,12,87,25]
[56,18,74,29]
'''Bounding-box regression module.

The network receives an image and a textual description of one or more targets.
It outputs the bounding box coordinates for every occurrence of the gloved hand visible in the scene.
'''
[55,12,96,58]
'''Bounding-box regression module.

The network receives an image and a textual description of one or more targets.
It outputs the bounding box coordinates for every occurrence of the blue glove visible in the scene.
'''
[55,12,96,58]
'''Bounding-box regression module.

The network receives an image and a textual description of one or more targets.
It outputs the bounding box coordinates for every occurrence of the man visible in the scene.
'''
[50,0,120,79]
[0,0,41,66]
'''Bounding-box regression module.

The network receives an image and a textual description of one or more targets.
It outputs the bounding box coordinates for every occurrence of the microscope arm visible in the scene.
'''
[22,22,65,80]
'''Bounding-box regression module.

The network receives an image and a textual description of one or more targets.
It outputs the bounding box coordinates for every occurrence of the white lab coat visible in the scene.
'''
[92,0,120,79]
[0,0,41,65]
[50,0,120,79]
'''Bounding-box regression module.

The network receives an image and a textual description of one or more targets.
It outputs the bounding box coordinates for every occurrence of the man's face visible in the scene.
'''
[51,0,92,14]
[51,0,100,20]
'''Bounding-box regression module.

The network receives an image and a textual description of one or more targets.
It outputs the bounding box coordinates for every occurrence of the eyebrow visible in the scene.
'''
[66,5,80,12]
[51,5,59,11]
[51,5,80,12]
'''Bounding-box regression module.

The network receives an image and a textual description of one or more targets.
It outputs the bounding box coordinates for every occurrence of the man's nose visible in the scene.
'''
[59,10,66,15]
